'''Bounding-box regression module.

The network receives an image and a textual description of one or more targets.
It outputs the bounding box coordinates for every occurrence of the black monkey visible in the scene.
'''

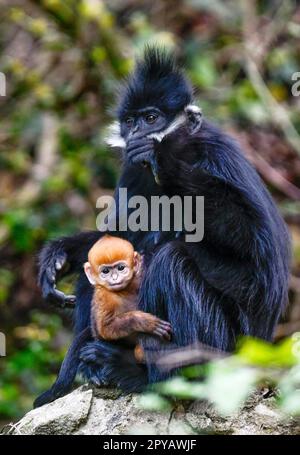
[34,47,290,407]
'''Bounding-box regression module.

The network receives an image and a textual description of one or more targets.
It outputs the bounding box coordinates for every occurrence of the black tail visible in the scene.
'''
[34,327,92,408]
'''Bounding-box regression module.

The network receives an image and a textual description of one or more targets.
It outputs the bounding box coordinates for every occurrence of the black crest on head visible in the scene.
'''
[118,47,193,119]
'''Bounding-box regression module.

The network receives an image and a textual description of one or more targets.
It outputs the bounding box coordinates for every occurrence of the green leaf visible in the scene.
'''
[205,360,257,415]
[155,377,206,400]
[236,337,298,367]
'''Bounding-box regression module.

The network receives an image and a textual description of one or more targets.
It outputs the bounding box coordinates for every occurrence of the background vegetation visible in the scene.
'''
[0,0,300,425]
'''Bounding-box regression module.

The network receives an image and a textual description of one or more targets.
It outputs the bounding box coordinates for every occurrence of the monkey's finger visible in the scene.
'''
[127,139,154,156]
[165,333,172,341]
[157,320,172,331]
[64,293,76,306]
[160,326,172,336]
[130,151,153,165]
[153,328,164,337]
[157,325,172,340]
[127,135,153,144]
[153,327,172,341]
[47,292,75,309]
[42,276,75,308]
[52,289,76,308]
[159,320,172,327]
[127,136,153,146]
[127,135,153,147]
[51,287,66,301]
[127,144,153,160]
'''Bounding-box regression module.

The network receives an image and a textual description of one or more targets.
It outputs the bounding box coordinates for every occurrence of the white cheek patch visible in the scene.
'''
[105,121,126,148]
[147,113,186,142]
[104,104,202,148]
[185,104,202,116]
[147,104,202,142]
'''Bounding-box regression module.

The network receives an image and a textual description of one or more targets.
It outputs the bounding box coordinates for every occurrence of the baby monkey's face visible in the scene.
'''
[98,260,134,291]
[84,247,141,291]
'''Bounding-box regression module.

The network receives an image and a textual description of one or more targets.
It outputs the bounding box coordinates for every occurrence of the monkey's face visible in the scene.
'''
[84,240,142,291]
[97,260,134,291]
[119,106,201,170]
[120,107,175,167]
[84,254,141,291]
[120,107,172,141]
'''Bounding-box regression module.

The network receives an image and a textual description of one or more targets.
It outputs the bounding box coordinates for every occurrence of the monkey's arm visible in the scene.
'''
[155,127,271,259]
[38,230,104,307]
[99,310,172,341]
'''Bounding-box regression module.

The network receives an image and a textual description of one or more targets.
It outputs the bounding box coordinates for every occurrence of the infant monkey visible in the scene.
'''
[84,235,172,362]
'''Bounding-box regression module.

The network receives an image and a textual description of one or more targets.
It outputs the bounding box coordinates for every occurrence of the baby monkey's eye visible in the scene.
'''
[145,113,157,124]
[117,264,125,271]
[102,267,110,274]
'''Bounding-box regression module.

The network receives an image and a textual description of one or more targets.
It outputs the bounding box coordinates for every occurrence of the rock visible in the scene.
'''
[4,386,93,435]
[185,394,300,435]
[2,386,300,435]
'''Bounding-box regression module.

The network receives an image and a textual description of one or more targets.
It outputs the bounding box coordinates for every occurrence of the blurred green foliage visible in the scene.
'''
[0,311,70,419]
[140,335,300,417]
[0,0,299,424]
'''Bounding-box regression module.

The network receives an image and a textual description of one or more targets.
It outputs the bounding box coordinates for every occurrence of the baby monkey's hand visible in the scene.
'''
[145,315,172,341]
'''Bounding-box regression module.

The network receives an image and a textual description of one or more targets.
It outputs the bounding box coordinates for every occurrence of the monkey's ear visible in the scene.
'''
[133,252,143,276]
[185,105,203,135]
[84,262,97,286]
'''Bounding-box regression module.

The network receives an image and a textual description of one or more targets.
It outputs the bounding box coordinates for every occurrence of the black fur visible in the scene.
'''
[33,327,91,408]
[118,47,193,119]
[78,340,147,393]
[34,48,290,406]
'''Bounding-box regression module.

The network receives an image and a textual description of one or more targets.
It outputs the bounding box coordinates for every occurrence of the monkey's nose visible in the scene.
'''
[129,125,140,138]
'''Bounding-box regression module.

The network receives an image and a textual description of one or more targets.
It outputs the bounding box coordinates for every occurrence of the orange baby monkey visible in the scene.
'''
[84,235,172,362]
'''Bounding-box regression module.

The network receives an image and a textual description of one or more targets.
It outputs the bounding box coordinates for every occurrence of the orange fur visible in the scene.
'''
[85,235,172,362]
[88,235,135,271]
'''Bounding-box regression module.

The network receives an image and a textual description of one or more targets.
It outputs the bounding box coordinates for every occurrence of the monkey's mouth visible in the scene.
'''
[109,283,126,290]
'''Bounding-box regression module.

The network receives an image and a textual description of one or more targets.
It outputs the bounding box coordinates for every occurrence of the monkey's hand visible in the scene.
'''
[126,135,155,166]
[126,135,161,183]
[38,243,76,308]
[138,313,172,341]
[100,311,172,341]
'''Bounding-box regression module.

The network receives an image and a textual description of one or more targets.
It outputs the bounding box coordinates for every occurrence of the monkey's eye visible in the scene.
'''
[145,113,157,124]
[125,117,134,128]
[117,264,125,271]
[102,267,110,275]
